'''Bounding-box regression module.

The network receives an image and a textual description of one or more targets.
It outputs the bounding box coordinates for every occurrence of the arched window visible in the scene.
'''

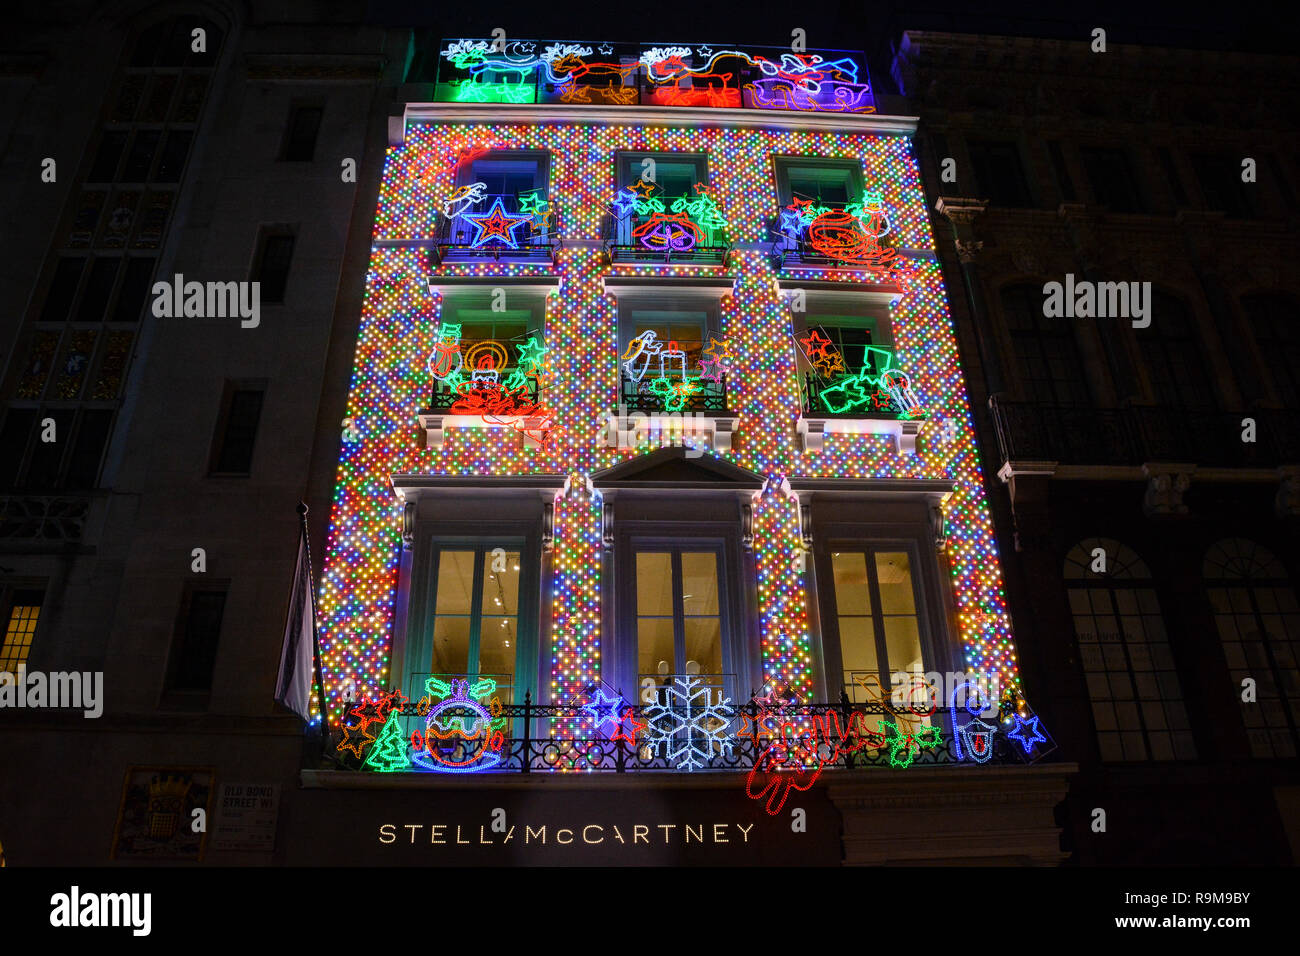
[1136,292,1214,409]
[1204,539,1300,758]
[1001,284,1092,406]
[1065,538,1194,761]
[1242,294,1300,408]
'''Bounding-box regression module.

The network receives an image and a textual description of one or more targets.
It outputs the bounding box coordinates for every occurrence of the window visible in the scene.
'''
[774,157,862,207]
[166,586,228,693]
[0,589,43,676]
[281,106,323,162]
[405,543,526,704]
[1157,147,1189,206]
[966,139,1033,208]
[1192,152,1254,218]
[431,291,546,408]
[1065,539,1194,762]
[0,408,115,491]
[1205,539,1300,758]
[1001,284,1092,405]
[616,294,723,410]
[825,547,927,700]
[792,299,898,415]
[1242,294,1300,408]
[253,233,295,303]
[1046,141,1076,202]
[1080,146,1146,213]
[441,151,549,248]
[1137,292,1213,409]
[210,386,265,475]
[614,152,713,245]
[636,549,725,700]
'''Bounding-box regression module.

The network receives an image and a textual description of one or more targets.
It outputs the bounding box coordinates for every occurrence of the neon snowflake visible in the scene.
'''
[642,675,735,771]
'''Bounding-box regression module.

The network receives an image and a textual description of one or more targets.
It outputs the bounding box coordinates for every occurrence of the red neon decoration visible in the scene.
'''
[611,707,646,747]
[632,211,702,251]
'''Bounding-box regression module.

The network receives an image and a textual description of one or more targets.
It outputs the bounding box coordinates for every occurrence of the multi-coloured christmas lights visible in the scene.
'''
[314,113,1023,774]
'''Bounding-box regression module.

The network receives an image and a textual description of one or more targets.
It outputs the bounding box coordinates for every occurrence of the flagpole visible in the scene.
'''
[297,502,331,756]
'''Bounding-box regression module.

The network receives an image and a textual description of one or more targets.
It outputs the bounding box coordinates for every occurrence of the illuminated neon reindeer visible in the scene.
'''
[620,330,689,383]
[544,46,640,104]
[747,53,873,113]
[640,47,739,107]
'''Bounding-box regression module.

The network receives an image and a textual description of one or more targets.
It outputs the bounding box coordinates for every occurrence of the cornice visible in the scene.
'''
[394,103,918,145]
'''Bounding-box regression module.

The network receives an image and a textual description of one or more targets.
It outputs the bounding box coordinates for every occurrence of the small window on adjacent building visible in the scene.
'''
[1157,147,1189,206]
[1046,140,1076,202]
[166,585,228,693]
[1242,294,1300,408]
[966,139,1033,208]
[1136,292,1214,410]
[281,106,323,162]
[253,233,295,303]
[0,588,43,676]
[1080,146,1146,213]
[1065,539,1195,762]
[210,385,265,475]
[1192,152,1255,218]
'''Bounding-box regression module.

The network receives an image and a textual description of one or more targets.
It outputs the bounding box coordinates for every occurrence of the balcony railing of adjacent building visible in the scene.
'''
[341,680,1037,775]
[432,41,875,116]
[990,398,1300,467]
[429,192,558,266]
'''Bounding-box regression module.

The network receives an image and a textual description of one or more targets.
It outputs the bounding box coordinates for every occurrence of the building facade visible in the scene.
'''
[899,31,1300,863]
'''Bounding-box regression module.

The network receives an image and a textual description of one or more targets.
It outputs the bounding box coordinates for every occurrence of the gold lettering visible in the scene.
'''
[557,828,574,844]
[713,823,727,843]
[634,825,649,844]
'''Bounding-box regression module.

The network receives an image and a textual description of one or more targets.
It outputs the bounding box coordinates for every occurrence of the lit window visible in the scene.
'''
[0,590,43,676]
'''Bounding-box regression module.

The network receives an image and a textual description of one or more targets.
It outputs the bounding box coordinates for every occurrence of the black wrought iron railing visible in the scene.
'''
[989,398,1300,467]
[431,192,558,265]
[618,370,730,413]
[350,690,1036,774]
[425,374,541,413]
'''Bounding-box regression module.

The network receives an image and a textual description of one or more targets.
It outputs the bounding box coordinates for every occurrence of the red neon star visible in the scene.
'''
[611,707,646,746]
[798,329,834,362]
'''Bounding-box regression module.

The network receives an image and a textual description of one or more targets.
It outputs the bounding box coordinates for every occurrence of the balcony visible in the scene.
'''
[334,679,1043,776]
[989,399,1300,469]
[606,371,737,453]
[417,376,549,450]
[429,191,558,267]
[796,367,924,455]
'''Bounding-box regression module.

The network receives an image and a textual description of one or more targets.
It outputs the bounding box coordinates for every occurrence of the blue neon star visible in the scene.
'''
[583,688,626,734]
[611,187,638,220]
[598,43,614,56]
[1006,714,1048,755]
[462,197,531,249]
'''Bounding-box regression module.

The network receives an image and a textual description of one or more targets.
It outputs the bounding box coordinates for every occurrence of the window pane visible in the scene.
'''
[113,257,155,322]
[837,616,878,673]
[481,549,520,615]
[832,552,871,615]
[171,590,226,691]
[64,409,114,489]
[680,552,718,616]
[478,617,516,683]
[77,258,120,322]
[256,235,295,303]
[638,617,676,677]
[430,616,470,674]
[284,107,323,162]
[0,410,36,488]
[89,132,127,182]
[434,551,475,615]
[875,552,915,614]
[40,258,86,323]
[21,409,73,489]
[122,130,161,182]
[155,131,192,183]
[213,389,264,474]
[636,553,673,615]
[883,616,923,673]
[0,591,42,675]
[683,617,721,675]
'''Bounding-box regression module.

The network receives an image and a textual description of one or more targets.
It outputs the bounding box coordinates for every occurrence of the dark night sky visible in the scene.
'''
[365,0,1292,93]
